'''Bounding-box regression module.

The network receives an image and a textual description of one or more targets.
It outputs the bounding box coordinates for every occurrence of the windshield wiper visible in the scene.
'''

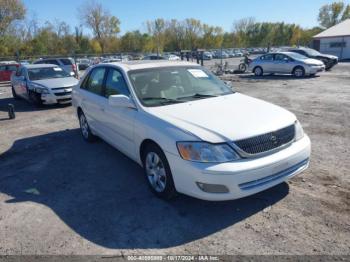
[177,93,218,100]
[142,97,184,105]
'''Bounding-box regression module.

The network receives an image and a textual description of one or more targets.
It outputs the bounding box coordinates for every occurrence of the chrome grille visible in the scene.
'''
[234,124,295,155]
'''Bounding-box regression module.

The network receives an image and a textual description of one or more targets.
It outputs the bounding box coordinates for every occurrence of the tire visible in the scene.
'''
[142,143,177,200]
[11,87,19,100]
[253,66,263,76]
[293,66,305,78]
[78,111,96,142]
[238,63,247,72]
[29,91,43,107]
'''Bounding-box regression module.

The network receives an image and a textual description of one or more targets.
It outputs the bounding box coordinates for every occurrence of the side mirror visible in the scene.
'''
[108,95,136,109]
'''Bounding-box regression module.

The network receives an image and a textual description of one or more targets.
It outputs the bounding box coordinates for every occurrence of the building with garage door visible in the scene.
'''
[313,19,350,60]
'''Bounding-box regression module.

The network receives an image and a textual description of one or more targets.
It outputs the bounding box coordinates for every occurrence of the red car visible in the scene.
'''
[0,63,19,82]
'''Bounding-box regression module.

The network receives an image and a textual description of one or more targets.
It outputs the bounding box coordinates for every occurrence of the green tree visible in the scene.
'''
[318,1,350,28]
[147,18,166,54]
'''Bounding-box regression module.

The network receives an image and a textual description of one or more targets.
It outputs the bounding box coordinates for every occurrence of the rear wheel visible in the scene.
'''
[253,66,263,76]
[142,143,177,200]
[238,63,247,72]
[293,66,305,78]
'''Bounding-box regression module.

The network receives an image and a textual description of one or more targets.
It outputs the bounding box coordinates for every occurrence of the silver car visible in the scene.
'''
[11,64,79,106]
[248,52,325,77]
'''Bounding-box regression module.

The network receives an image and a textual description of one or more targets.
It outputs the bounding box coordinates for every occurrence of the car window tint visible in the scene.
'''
[0,65,6,71]
[261,54,273,61]
[275,54,287,61]
[7,65,18,71]
[105,69,130,97]
[85,67,106,95]
[47,60,60,65]
[60,59,73,65]
[20,68,26,77]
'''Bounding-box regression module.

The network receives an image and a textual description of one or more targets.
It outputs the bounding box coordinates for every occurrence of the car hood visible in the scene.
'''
[31,77,78,89]
[146,93,296,143]
[304,58,325,65]
[318,54,338,60]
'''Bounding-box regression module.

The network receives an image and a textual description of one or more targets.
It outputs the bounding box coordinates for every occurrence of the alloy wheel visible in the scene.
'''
[145,152,167,192]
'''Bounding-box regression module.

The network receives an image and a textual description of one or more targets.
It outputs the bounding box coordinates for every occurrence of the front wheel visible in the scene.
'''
[79,111,96,142]
[12,87,19,100]
[142,143,177,200]
[293,66,305,78]
[29,91,43,107]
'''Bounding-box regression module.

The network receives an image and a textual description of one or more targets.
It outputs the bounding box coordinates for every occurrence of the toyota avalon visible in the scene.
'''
[72,61,311,201]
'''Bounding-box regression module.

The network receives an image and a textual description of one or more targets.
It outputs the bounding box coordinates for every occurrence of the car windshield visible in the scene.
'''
[28,67,71,80]
[129,67,233,107]
[287,52,308,60]
[303,48,321,56]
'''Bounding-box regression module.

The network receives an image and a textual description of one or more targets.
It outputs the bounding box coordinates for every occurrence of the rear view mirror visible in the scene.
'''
[109,95,136,109]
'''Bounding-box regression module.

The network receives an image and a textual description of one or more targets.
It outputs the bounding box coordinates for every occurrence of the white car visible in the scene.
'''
[72,61,311,201]
[11,64,79,106]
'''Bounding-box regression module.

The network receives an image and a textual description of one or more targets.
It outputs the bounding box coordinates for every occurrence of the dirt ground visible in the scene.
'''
[0,62,349,256]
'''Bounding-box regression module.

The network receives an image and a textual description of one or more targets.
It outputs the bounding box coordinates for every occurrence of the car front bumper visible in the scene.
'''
[41,89,72,105]
[166,135,311,201]
[307,65,325,75]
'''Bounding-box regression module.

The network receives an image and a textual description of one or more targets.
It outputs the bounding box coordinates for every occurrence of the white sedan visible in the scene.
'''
[72,61,311,201]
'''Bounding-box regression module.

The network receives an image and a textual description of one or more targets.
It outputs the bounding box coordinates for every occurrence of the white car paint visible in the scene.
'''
[11,64,79,105]
[72,61,311,201]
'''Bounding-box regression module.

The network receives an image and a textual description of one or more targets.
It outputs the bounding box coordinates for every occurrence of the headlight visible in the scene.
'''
[30,83,49,94]
[295,121,304,141]
[177,142,240,163]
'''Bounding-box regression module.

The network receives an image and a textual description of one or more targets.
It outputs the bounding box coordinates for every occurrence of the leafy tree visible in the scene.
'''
[0,0,25,36]
[147,18,166,54]
[318,1,350,28]
[78,0,120,52]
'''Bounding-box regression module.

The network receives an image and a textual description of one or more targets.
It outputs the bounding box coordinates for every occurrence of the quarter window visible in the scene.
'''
[83,67,106,95]
[104,69,130,97]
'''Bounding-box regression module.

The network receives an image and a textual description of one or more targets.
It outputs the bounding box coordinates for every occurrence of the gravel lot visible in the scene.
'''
[0,62,349,256]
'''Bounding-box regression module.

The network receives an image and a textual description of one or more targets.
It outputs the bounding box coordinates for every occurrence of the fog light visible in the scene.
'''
[196,182,229,193]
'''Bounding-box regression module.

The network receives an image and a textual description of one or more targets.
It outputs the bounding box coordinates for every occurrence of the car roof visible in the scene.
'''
[100,60,200,71]
[23,64,59,69]
[263,52,300,56]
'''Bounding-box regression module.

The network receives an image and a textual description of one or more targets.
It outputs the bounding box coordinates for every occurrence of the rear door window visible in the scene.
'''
[7,65,18,71]
[46,60,60,65]
[60,59,73,65]
[83,67,106,96]
[260,54,274,61]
